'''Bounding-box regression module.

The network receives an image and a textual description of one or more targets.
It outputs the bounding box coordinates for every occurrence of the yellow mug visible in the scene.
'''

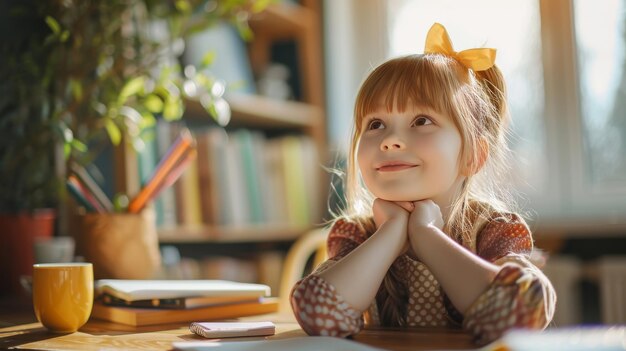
[32,263,93,333]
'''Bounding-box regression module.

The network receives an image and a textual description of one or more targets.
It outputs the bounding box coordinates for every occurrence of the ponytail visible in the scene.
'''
[475,66,509,129]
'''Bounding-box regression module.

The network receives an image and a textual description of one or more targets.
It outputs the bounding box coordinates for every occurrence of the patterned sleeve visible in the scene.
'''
[290,219,368,337]
[462,213,557,345]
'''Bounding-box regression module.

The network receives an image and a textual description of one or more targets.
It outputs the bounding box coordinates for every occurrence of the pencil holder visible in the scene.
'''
[73,208,161,280]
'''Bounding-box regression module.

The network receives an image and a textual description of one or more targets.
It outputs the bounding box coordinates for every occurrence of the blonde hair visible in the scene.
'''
[339,54,518,326]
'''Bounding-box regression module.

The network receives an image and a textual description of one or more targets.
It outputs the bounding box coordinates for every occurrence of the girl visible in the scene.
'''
[290,23,556,345]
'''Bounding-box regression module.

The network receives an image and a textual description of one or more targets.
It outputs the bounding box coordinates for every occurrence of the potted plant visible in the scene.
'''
[0,0,268,295]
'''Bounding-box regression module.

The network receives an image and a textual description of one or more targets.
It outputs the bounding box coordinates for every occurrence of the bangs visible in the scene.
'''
[355,54,466,129]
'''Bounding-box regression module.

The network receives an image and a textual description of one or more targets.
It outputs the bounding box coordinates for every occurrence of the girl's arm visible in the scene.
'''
[408,222,499,314]
[317,213,408,312]
[290,200,410,337]
[408,202,555,344]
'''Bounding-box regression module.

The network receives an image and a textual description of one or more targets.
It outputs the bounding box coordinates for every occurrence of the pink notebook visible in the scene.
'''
[189,321,276,339]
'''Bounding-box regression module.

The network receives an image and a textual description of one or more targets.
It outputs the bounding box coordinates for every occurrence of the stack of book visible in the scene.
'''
[91,279,278,326]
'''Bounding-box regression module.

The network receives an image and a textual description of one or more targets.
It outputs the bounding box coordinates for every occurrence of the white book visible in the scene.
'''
[95,279,271,301]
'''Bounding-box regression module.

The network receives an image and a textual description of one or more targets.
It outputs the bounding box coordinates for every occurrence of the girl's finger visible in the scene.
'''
[396,201,415,212]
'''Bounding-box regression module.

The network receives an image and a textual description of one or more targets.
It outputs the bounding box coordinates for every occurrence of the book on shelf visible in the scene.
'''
[263,138,288,224]
[154,121,178,227]
[196,131,217,224]
[224,131,250,225]
[281,136,310,226]
[91,297,279,326]
[235,130,265,223]
[179,153,203,226]
[206,128,231,225]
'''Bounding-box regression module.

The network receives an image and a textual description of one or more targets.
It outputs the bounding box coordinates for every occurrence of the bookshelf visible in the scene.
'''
[146,0,327,243]
[157,93,326,242]
[109,1,328,291]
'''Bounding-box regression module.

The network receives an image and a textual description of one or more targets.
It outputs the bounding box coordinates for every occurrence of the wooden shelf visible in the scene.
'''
[158,224,312,244]
[248,3,314,38]
[246,2,325,108]
[184,94,323,131]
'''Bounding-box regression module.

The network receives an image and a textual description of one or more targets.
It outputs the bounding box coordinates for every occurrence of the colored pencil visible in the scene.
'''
[128,129,195,213]
[66,178,96,212]
[68,175,105,212]
[150,148,198,203]
[70,163,114,212]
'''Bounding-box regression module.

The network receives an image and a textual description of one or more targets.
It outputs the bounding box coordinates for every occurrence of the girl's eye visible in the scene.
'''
[412,116,433,127]
[367,119,385,130]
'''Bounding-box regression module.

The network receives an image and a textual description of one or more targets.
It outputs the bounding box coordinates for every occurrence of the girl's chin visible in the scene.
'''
[377,195,426,202]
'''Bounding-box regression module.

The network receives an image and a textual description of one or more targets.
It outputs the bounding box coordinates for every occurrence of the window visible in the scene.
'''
[574,0,626,188]
[386,0,626,228]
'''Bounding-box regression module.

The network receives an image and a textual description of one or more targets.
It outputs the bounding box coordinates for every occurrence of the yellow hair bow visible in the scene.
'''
[424,23,496,72]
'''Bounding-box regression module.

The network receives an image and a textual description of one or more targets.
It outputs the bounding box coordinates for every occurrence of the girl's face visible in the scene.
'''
[357,102,466,204]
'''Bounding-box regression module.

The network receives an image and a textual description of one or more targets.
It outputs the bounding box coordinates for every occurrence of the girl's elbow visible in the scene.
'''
[290,276,364,338]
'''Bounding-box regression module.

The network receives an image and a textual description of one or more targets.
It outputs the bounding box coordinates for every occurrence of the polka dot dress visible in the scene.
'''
[406,260,448,327]
[290,215,556,344]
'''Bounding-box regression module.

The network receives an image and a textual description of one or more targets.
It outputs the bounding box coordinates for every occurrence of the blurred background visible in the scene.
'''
[1,0,625,330]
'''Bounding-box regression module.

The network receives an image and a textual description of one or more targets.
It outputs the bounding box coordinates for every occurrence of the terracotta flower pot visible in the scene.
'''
[0,209,56,296]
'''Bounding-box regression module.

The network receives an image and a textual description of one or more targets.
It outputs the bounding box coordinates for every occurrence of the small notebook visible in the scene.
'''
[190,321,276,339]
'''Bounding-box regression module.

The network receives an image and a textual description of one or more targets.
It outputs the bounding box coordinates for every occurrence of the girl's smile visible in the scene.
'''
[375,160,419,172]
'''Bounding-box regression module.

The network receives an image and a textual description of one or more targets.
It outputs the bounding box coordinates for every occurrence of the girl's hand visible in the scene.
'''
[408,200,444,232]
[407,200,443,260]
[372,198,412,228]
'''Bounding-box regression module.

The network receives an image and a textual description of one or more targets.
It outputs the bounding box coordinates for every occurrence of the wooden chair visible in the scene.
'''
[279,227,329,312]
[598,256,626,324]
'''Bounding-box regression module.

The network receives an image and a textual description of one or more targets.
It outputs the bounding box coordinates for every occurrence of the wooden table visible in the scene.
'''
[0,297,478,351]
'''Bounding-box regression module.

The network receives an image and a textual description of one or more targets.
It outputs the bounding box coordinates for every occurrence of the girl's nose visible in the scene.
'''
[380,134,405,151]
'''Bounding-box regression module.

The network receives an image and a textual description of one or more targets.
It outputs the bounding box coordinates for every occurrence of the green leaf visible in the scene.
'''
[207,103,218,119]
[45,16,61,35]
[60,30,70,43]
[118,76,146,105]
[163,99,183,120]
[64,143,71,159]
[235,22,254,42]
[69,79,83,101]
[140,112,156,129]
[71,139,87,152]
[144,94,164,113]
[105,119,122,145]
[201,51,216,68]
[175,0,192,13]
[252,0,273,13]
